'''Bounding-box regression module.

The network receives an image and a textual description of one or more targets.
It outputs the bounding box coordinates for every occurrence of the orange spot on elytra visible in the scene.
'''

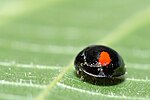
[98,51,111,66]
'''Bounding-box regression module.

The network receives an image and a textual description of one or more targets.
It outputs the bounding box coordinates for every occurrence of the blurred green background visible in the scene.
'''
[0,0,150,100]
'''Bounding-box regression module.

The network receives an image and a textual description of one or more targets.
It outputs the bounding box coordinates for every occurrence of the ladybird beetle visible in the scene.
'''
[74,45,126,85]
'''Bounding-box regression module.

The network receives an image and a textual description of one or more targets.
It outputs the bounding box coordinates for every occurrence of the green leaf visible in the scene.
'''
[0,0,150,100]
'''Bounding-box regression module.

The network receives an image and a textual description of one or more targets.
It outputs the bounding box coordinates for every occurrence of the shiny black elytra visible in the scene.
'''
[74,45,126,85]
